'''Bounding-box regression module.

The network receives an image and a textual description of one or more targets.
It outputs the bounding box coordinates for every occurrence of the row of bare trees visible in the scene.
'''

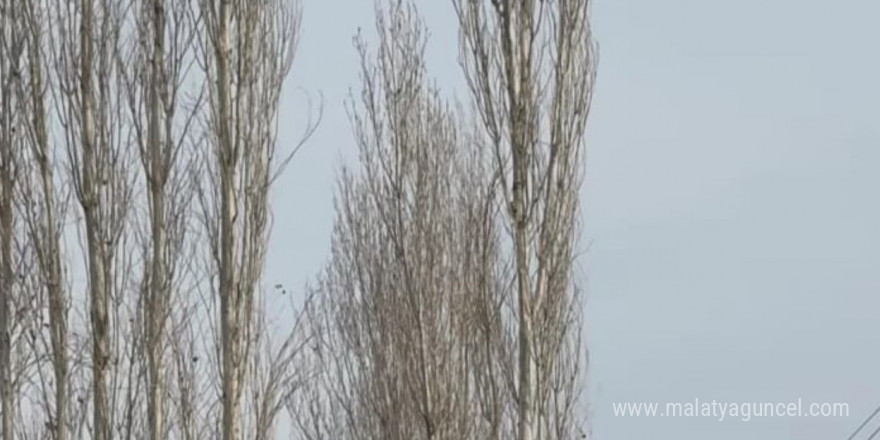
[1,0,314,438]
[0,0,596,439]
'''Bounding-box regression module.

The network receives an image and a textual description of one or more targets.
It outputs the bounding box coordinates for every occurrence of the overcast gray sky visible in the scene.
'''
[266,1,880,438]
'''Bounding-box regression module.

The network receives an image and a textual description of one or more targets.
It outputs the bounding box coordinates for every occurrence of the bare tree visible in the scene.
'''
[453,1,598,439]
[117,0,202,438]
[48,0,135,437]
[291,3,510,440]
[196,0,315,438]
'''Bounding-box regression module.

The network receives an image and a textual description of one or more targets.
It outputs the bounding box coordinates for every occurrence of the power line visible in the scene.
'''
[848,405,880,440]
[867,424,880,440]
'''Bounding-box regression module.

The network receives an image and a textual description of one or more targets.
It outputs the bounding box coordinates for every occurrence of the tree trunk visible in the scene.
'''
[510,2,539,438]
[0,2,18,435]
[79,1,111,438]
[146,1,167,439]
[0,142,13,440]
[216,1,242,438]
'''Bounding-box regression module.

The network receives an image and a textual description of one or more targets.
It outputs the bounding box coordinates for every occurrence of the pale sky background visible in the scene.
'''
[266,1,880,439]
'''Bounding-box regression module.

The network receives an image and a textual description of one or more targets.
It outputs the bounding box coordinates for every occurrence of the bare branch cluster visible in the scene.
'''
[289,5,513,439]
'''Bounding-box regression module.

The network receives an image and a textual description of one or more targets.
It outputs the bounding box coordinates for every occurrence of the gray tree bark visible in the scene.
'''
[0,1,23,437]
[145,2,168,439]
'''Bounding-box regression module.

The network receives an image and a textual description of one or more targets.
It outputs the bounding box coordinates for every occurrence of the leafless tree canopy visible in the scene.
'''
[289,4,513,439]
[453,0,597,439]
[0,0,595,438]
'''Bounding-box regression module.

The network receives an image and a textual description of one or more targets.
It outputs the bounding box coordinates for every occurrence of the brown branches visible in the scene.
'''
[291,3,510,439]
